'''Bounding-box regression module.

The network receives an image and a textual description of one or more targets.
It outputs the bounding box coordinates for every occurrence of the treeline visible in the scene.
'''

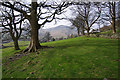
[69,2,120,36]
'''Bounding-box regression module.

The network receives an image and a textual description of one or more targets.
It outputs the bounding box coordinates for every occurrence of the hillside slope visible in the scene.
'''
[2,37,119,78]
[39,25,77,38]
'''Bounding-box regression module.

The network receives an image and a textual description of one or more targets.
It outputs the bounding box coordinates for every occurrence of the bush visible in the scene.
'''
[111,33,120,39]
[90,34,97,37]
[99,33,120,39]
[99,35,104,38]
[90,34,100,38]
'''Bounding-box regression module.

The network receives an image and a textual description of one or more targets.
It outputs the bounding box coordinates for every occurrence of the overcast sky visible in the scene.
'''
[1,0,111,30]
[21,0,76,29]
[43,6,76,29]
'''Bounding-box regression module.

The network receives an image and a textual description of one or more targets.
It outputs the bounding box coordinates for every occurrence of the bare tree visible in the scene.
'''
[0,7,25,50]
[1,0,76,52]
[69,15,85,36]
[71,2,101,36]
[102,2,117,33]
[117,1,120,30]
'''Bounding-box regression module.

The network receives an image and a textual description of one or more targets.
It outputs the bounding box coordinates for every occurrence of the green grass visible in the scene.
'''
[2,37,119,78]
[2,41,29,59]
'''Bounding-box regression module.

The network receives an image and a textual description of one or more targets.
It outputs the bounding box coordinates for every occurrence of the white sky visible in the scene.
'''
[43,6,76,29]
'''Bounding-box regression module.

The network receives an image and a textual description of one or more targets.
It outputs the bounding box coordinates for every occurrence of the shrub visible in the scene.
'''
[111,33,120,39]
[90,34,100,38]
[99,33,120,39]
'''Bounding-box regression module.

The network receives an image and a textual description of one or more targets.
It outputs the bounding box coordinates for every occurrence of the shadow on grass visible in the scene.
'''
[54,39,118,49]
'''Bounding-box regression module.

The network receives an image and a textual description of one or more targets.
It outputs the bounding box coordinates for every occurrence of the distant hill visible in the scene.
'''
[39,25,77,38]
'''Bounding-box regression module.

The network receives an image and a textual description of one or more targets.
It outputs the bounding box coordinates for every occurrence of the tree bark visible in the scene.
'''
[81,26,85,36]
[23,1,41,52]
[118,2,120,30]
[23,28,41,52]
[13,39,20,50]
[77,27,80,36]
[86,25,90,36]
[112,2,116,34]
[112,20,116,34]
[87,29,90,36]
[118,20,120,30]
[9,29,20,50]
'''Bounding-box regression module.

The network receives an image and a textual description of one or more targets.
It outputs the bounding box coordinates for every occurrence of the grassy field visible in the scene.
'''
[2,37,119,78]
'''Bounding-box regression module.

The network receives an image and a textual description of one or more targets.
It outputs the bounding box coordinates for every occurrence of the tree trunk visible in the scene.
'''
[118,2,120,30]
[23,1,41,52]
[9,30,20,50]
[87,29,89,36]
[112,20,116,34]
[86,25,90,36]
[112,2,116,34]
[118,20,120,30]
[13,39,20,50]
[23,28,41,52]
[77,27,80,36]
[23,16,41,52]
[81,26,85,36]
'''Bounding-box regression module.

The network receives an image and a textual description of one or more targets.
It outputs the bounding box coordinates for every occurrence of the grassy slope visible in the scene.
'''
[2,41,29,58]
[2,37,119,78]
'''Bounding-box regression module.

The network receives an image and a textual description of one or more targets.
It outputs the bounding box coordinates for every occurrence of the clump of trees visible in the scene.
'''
[69,2,101,36]
[69,1,120,35]
[69,15,85,36]
[1,0,77,52]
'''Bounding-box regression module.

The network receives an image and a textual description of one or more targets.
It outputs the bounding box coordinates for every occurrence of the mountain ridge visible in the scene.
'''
[39,25,77,38]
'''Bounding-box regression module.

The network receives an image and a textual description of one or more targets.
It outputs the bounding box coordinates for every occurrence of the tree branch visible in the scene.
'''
[1,2,30,19]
